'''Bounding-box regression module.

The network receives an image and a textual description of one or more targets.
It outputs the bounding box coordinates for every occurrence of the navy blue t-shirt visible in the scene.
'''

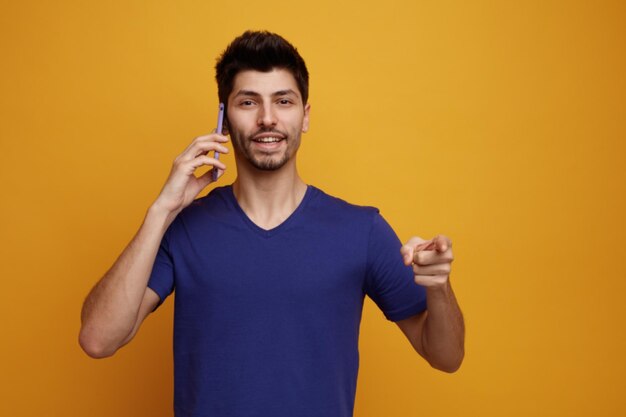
[148,185,427,417]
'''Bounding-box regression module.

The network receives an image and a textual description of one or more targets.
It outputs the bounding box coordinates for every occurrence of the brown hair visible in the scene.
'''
[215,31,309,106]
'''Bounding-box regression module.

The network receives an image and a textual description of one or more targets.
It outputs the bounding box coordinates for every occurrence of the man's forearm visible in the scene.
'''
[421,281,465,372]
[79,204,174,357]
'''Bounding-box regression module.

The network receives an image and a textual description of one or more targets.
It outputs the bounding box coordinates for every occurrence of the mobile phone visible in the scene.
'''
[212,103,225,181]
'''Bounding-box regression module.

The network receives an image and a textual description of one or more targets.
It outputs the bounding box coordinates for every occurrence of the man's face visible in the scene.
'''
[226,68,310,171]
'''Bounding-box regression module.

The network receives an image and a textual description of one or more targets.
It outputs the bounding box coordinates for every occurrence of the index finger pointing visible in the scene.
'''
[434,235,452,253]
[401,237,428,266]
[415,239,436,252]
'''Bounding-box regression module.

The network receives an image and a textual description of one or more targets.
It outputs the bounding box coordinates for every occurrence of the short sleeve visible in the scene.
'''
[364,213,427,322]
[147,230,175,309]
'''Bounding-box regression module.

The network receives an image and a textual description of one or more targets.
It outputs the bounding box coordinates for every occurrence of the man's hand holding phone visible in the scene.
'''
[152,103,228,217]
[152,132,229,216]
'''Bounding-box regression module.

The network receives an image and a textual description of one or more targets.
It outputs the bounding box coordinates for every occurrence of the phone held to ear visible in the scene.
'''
[212,103,225,182]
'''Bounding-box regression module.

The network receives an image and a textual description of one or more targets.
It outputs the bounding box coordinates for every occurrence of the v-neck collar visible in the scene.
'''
[225,185,313,238]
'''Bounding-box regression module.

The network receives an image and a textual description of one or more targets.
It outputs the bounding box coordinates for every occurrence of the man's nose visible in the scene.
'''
[257,103,277,127]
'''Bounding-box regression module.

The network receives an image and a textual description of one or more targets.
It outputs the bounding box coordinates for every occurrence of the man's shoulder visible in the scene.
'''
[307,185,380,220]
[174,185,235,225]
[193,185,232,207]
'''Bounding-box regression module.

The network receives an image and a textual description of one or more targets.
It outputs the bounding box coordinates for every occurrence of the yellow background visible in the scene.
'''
[1,1,624,416]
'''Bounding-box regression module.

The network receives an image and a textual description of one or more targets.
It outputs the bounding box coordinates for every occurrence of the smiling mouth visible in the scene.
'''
[252,136,284,143]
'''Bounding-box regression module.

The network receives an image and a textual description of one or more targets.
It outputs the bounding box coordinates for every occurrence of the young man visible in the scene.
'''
[80,31,464,417]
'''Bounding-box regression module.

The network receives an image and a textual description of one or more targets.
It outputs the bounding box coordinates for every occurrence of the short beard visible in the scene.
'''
[249,153,290,171]
[235,128,292,171]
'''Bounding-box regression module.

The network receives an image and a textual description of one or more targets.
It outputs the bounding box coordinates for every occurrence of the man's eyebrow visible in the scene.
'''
[232,89,299,98]
[272,89,298,97]
[233,90,261,98]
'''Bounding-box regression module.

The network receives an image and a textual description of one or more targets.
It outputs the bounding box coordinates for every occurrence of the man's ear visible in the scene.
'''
[302,103,311,133]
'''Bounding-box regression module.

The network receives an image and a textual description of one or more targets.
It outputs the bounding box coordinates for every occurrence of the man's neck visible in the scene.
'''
[232,163,307,231]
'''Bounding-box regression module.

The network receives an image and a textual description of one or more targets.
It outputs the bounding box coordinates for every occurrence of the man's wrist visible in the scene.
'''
[424,278,452,298]
[146,200,180,231]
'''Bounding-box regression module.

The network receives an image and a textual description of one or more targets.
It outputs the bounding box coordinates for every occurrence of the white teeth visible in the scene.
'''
[255,137,281,143]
